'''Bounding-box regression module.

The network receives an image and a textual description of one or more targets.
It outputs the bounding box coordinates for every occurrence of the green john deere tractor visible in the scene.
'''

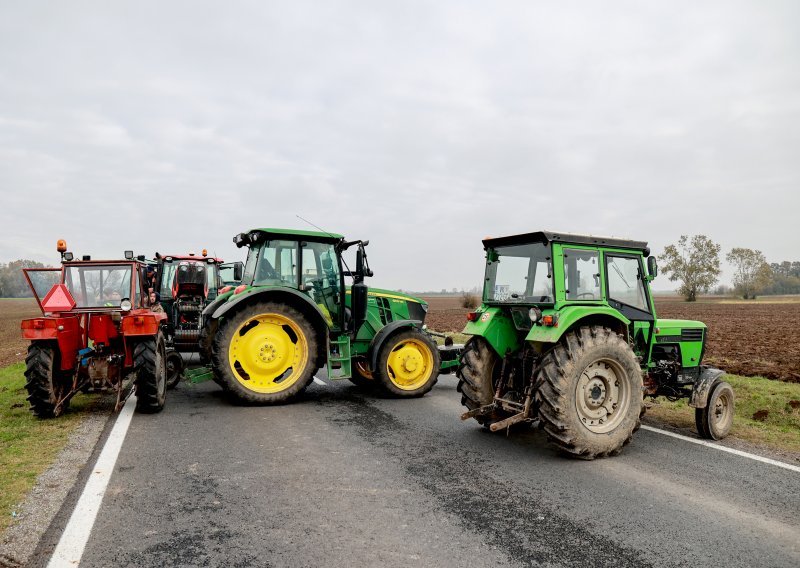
[195,228,461,403]
[458,231,732,459]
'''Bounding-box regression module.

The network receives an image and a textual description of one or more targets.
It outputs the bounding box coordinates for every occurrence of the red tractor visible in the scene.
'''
[21,240,168,418]
[152,251,242,387]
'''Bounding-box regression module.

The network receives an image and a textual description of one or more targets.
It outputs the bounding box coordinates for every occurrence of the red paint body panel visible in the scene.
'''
[120,310,166,337]
[87,314,119,346]
[21,316,83,370]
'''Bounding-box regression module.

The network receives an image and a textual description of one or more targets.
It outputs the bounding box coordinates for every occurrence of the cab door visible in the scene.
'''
[604,253,654,355]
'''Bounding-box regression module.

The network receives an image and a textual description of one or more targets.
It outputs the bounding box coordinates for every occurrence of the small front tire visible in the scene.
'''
[695,381,734,440]
[374,329,440,398]
[165,350,184,389]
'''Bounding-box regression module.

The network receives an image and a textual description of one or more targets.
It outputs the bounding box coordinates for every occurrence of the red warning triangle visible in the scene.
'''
[41,284,77,312]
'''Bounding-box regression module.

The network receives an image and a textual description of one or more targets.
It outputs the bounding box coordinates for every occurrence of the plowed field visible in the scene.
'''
[422,295,800,383]
[0,299,38,367]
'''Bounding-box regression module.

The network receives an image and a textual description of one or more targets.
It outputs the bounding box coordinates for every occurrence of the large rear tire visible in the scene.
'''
[536,326,643,459]
[134,332,167,413]
[695,381,734,440]
[456,336,506,426]
[211,302,319,404]
[24,342,71,419]
[373,329,440,398]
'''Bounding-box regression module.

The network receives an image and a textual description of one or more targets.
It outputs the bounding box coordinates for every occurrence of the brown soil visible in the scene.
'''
[0,299,40,367]
[422,295,800,383]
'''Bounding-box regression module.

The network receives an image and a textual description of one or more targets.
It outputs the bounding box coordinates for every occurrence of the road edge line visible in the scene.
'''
[640,425,800,473]
[46,394,138,567]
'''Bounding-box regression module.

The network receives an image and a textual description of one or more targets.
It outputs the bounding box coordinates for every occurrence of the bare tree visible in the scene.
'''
[660,235,721,302]
[727,248,773,299]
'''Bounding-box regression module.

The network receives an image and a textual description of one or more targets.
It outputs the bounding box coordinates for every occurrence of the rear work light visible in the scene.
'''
[466,312,479,322]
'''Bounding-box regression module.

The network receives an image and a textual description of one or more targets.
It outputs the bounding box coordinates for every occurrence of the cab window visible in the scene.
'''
[563,248,601,301]
[255,240,298,287]
[606,255,648,311]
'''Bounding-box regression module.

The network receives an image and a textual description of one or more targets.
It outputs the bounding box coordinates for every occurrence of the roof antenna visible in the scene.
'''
[296,214,337,239]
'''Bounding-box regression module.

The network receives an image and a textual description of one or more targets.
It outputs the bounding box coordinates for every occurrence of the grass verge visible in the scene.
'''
[0,363,92,531]
[646,374,800,454]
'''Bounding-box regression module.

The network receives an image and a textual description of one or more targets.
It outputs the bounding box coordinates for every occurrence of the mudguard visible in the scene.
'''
[463,306,520,357]
[367,320,422,371]
[202,290,234,319]
[525,305,630,344]
[210,286,324,322]
[689,366,725,409]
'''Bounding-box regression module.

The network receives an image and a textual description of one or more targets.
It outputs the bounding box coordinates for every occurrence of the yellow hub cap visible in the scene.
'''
[227,314,308,393]
[386,338,434,391]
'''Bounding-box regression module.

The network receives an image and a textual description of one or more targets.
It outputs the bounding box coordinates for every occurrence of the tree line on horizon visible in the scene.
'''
[660,235,799,301]
[0,260,49,298]
[1,240,798,303]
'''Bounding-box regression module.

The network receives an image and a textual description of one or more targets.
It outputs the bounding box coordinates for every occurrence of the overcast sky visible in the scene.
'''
[1,1,798,291]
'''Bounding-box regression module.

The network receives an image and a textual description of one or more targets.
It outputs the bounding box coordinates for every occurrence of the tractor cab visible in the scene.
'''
[230,228,372,334]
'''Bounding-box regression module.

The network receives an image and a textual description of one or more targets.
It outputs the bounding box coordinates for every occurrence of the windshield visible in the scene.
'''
[485,243,553,303]
[65,265,133,308]
[159,260,219,299]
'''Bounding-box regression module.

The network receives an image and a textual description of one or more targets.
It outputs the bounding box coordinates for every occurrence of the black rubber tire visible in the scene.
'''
[211,302,319,404]
[695,381,734,440]
[456,336,507,426]
[373,329,440,398]
[165,350,184,389]
[348,358,376,389]
[536,326,643,460]
[134,332,167,413]
[201,317,228,391]
[24,342,71,419]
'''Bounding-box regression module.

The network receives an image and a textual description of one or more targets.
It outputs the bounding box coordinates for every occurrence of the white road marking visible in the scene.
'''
[313,376,326,386]
[47,393,137,567]
[641,425,800,473]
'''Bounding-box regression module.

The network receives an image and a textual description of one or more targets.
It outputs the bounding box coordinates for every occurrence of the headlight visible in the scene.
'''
[120,298,133,311]
[529,307,542,323]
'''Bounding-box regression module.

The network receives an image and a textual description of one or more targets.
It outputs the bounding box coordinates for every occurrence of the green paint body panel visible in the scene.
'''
[524,305,630,344]
[654,319,707,367]
[463,306,521,356]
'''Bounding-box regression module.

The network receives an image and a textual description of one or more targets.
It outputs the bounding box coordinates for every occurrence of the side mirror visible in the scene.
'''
[233,262,244,281]
[647,256,658,279]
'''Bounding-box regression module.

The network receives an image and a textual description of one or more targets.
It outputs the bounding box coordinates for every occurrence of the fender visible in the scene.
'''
[367,320,422,371]
[202,290,234,319]
[525,305,630,344]
[689,366,725,409]
[210,286,325,323]
[463,306,520,357]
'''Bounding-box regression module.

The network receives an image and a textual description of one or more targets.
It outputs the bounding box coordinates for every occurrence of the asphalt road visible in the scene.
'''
[40,374,800,567]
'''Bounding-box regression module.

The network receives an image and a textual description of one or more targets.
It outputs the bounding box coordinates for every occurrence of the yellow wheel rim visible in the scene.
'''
[386,338,434,391]
[227,313,308,394]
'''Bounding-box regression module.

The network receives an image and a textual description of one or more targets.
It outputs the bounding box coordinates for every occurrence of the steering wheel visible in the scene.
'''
[576,292,596,299]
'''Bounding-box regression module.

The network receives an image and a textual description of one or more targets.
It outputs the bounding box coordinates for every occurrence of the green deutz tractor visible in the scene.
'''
[458,231,733,459]
[195,228,461,403]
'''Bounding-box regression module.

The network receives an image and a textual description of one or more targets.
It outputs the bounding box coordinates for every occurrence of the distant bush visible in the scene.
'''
[460,292,479,309]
